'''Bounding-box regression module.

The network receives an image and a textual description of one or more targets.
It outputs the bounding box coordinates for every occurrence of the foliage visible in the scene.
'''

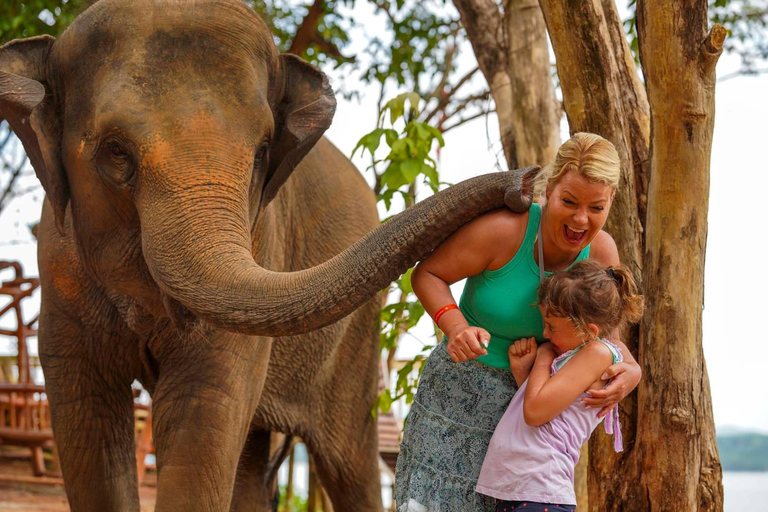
[352,92,445,210]
[717,433,768,471]
[0,0,90,43]
[245,0,355,69]
[710,0,768,75]
[277,484,310,512]
[353,95,446,418]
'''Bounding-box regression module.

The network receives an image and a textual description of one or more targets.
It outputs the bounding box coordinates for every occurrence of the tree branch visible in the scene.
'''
[288,0,327,55]
[0,128,13,154]
[420,65,480,125]
[446,90,490,118]
[450,66,480,96]
[0,154,28,212]
[441,108,495,133]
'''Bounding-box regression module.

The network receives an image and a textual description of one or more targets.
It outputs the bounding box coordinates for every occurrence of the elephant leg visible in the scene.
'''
[38,319,140,511]
[230,429,292,512]
[151,334,270,512]
[306,418,382,512]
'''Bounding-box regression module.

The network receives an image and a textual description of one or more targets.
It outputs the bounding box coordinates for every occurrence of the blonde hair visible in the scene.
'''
[538,260,644,337]
[535,133,621,199]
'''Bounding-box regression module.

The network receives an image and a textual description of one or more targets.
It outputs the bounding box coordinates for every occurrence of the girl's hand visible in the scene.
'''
[446,326,489,363]
[581,360,642,417]
[508,337,537,373]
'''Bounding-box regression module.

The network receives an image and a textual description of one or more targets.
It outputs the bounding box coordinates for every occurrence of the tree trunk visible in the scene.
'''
[452,0,517,169]
[504,0,560,167]
[536,2,651,507]
[632,1,725,509]
[538,0,649,277]
[452,0,561,170]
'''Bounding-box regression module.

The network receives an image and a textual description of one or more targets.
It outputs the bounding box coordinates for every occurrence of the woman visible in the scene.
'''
[394,133,642,512]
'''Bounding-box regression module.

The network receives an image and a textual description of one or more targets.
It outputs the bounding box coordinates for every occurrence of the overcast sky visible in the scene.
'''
[0,2,765,433]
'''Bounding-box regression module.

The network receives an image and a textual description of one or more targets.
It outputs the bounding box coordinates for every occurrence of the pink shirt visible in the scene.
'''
[476,339,623,505]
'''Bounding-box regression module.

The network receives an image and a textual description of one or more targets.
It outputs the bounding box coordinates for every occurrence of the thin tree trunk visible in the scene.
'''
[633,0,725,508]
[452,0,517,169]
[504,0,560,167]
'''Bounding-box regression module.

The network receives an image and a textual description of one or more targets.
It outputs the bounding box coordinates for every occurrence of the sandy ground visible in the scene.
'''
[0,457,157,511]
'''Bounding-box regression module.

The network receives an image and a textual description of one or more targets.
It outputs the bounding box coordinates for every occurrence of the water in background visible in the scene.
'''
[724,472,768,511]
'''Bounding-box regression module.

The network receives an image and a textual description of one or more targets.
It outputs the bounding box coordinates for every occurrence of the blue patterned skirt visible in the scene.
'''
[395,340,518,512]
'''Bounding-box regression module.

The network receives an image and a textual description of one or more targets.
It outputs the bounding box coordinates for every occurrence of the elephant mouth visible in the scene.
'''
[161,293,200,333]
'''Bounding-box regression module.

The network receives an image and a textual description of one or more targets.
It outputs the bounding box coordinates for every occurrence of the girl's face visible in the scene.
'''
[544,170,614,255]
[541,307,598,355]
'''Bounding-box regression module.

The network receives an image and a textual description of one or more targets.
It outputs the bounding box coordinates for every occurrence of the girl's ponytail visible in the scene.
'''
[609,266,644,326]
[538,261,644,336]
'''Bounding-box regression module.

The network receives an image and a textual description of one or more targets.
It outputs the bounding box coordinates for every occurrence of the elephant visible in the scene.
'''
[0,0,539,510]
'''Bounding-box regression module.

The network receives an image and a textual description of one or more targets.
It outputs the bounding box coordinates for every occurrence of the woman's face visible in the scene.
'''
[544,170,614,254]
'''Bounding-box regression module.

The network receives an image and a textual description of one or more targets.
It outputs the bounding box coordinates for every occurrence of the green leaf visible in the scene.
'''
[401,158,423,181]
[383,92,422,124]
[352,128,387,159]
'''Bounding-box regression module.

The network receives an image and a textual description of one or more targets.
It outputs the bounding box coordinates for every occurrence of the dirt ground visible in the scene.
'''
[0,456,157,511]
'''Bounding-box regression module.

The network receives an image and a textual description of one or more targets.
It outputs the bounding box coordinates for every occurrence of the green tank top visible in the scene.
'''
[457,203,591,368]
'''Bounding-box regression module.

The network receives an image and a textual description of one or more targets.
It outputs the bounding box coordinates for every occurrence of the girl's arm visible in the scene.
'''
[508,337,537,387]
[523,342,615,427]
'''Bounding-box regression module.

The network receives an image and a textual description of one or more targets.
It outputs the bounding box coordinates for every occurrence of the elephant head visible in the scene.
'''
[0,0,539,337]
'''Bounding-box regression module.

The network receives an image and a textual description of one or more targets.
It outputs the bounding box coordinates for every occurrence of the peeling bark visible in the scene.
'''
[453,0,560,170]
[538,0,649,278]
[453,0,517,168]
[633,0,725,508]
[504,0,560,166]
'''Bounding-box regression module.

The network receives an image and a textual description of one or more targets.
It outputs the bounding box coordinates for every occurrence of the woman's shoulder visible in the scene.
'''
[589,230,620,267]
[469,209,531,270]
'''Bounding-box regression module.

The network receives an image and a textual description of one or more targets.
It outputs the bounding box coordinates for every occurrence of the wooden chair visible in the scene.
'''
[0,382,56,476]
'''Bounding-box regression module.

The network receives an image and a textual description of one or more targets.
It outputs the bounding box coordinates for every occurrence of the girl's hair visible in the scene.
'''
[537,260,644,336]
[534,132,621,198]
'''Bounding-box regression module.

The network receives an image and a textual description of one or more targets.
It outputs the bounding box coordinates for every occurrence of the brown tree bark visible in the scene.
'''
[504,0,560,167]
[538,0,649,277]
[452,0,560,170]
[536,2,650,505]
[538,0,725,509]
[452,0,517,168]
[632,1,726,509]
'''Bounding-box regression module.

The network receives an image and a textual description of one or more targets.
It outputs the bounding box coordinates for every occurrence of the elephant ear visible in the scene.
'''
[0,36,68,234]
[263,54,336,206]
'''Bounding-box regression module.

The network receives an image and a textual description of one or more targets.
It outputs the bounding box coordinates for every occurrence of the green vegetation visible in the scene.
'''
[717,433,768,471]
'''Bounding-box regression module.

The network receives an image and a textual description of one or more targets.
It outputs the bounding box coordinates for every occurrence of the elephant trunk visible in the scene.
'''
[141,164,539,337]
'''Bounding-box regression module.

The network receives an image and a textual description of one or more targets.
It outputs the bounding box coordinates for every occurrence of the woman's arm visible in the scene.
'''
[581,328,641,417]
[412,209,527,362]
[587,230,643,417]
[524,342,615,427]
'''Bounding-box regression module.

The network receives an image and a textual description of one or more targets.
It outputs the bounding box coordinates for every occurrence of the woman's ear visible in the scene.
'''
[0,36,68,234]
[262,54,336,207]
[586,323,600,339]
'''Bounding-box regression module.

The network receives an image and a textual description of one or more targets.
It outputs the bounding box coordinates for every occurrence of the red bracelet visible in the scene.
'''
[433,304,459,325]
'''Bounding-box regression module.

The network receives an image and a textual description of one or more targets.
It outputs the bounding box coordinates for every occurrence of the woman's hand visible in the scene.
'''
[508,337,537,373]
[581,360,642,418]
[446,326,489,363]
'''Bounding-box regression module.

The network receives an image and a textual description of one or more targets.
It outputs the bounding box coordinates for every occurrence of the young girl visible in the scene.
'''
[475,260,644,512]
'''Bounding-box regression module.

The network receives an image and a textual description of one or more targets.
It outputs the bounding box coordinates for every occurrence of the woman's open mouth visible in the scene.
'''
[563,225,587,245]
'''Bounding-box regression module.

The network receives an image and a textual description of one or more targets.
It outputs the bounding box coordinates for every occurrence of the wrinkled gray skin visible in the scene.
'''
[0,0,538,510]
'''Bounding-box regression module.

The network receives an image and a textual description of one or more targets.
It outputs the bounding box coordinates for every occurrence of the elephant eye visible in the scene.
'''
[254,143,268,164]
[97,138,135,184]
[107,141,129,161]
